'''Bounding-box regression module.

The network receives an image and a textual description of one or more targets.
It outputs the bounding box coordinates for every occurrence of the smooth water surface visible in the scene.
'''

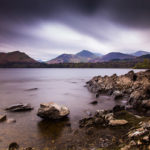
[0,68,145,149]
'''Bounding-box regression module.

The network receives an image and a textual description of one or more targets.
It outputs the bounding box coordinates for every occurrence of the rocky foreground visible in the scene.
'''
[2,70,150,150]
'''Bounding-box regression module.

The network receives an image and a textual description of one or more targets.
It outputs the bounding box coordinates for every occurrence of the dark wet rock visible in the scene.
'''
[66,122,71,127]
[90,100,98,105]
[95,93,99,98]
[25,88,38,91]
[9,142,19,150]
[5,103,33,112]
[113,105,125,113]
[0,114,6,122]
[113,90,123,99]
[37,102,70,120]
[7,118,16,123]
[79,117,93,128]
[125,70,137,81]
[141,100,150,109]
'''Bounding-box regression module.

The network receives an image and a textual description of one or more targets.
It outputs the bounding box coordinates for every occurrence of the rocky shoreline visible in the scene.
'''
[86,70,150,113]
[1,70,150,150]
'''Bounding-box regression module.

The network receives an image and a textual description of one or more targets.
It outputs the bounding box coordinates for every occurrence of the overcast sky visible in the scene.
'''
[0,0,150,60]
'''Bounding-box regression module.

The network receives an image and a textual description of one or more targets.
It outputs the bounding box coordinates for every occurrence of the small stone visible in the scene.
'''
[0,114,6,122]
[113,90,123,99]
[9,142,19,150]
[134,115,142,119]
[121,145,131,150]
[137,140,142,145]
[129,140,136,146]
[109,119,128,126]
[7,118,16,124]
[142,136,149,142]
[90,101,98,105]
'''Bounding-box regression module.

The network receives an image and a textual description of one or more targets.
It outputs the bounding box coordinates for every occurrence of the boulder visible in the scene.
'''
[37,102,70,119]
[5,103,33,112]
[0,114,6,122]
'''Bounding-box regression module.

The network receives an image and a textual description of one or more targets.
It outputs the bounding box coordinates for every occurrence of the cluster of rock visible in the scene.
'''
[121,120,150,150]
[1,102,70,124]
[86,70,150,111]
[1,102,70,149]
[79,108,128,128]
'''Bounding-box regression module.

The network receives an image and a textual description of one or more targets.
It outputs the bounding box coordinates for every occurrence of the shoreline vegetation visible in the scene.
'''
[0,58,149,69]
[2,69,150,150]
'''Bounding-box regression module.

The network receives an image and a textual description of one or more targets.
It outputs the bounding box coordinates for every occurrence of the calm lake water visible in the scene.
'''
[0,68,145,149]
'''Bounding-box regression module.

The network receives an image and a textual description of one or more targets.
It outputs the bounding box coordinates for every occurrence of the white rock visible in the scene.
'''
[37,102,70,119]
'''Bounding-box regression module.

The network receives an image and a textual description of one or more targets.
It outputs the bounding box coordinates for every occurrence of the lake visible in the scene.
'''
[0,68,145,149]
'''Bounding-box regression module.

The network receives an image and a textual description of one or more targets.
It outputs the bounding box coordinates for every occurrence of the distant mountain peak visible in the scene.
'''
[101,52,135,61]
[76,50,96,57]
[132,50,150,57]
[47,50,100,64]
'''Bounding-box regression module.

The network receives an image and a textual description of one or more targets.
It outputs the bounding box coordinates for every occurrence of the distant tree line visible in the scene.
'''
[0,58,150,69]
[134,59,150,69]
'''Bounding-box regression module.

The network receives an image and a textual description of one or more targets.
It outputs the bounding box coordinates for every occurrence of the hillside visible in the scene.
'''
[100,52,135,62]
[0,51,37,64]
[47,54,80,64]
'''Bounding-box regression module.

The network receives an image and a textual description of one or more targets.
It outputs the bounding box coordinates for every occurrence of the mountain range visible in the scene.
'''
[47,50,150,64]
[0,50,150,67]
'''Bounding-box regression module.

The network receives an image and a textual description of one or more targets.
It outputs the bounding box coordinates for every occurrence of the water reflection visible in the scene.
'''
[37,118,71,140]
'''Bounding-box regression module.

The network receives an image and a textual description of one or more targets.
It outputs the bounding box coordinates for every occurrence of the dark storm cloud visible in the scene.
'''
[1,0,150,27]
[107,0,150,28]
[0,0,103,20]
[0,0,150,59]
